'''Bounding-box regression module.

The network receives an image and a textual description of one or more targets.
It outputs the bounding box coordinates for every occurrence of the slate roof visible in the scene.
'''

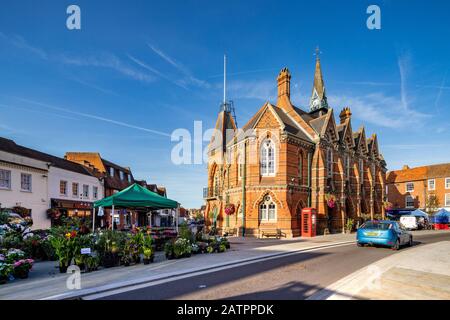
[0,137,94,176]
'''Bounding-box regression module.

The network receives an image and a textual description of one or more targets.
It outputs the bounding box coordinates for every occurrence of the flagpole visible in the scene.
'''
[111,205,115,231]
[92,206,95,233]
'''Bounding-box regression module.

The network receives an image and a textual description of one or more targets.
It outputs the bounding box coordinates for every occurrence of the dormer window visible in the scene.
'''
[109,167,114,177]
[128,174,132,183]
[119,171,124,181]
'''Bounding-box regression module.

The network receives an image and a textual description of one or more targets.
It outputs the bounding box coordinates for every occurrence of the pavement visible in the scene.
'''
[308,239,450,300]
[0,230,447,300]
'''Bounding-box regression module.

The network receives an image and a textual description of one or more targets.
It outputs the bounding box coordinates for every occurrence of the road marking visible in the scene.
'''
[79,242,355,300]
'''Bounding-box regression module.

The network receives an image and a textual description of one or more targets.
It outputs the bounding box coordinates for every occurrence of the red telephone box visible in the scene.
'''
[301,208,317,237]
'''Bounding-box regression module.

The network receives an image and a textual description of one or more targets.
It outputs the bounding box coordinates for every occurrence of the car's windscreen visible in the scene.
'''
[361,222,392,230]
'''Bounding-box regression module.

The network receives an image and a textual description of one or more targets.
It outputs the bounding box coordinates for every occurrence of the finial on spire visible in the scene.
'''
[314,46,322,60]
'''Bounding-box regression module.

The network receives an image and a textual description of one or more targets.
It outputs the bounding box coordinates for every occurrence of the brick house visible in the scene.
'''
[204,56,387,237]
[386,163,450,212]
[65,152,136,229]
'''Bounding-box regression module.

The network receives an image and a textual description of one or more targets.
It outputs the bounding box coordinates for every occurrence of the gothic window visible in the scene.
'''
[214,172,220,196]
[359,159,364,184]
[345,154,350,178]
[237,153,243,180]
[326,148,333,178]
[260,139,275,176]
[259,195,277,222]
[298,151,304,184]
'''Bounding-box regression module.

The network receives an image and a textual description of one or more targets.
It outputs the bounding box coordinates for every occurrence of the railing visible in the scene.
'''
[203,187,221,199]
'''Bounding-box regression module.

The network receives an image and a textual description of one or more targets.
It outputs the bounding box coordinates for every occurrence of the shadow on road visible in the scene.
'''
[223,280,366,300]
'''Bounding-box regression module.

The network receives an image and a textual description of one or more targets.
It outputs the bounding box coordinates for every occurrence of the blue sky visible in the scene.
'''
[0,0,449,208]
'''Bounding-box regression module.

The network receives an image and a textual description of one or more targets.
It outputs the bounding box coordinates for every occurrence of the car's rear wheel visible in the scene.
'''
[392,239,400,251]
[357,242,363,247]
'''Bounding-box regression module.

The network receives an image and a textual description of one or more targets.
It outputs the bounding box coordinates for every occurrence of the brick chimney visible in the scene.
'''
[277,68,291,101]
[339,107,352,124]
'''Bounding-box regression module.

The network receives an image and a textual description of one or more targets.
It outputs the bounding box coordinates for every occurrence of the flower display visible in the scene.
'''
[325,193,336,209]
[383,201,393,211]
[224,204,235,215]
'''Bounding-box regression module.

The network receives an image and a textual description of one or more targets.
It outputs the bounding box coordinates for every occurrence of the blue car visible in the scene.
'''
[356,220,413,250]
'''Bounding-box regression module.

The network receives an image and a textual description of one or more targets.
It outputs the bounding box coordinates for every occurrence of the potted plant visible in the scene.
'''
[0,262,12,284]
[164,240,175,260]
[85,256,99,272]
[49,231,77,273]
[13,259,34,279]
[121,240,133,266]
[173,238,191,259]
[143,248,154,264]
[143,235,154,264]
[345,218,354,234]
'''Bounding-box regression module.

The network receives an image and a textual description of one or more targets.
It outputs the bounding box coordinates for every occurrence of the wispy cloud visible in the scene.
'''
[0,32,155,84]
[9,97,171,138]
[330,52,432,129]
[59,53,155,83]
[0,32,48,60]
[127,54,188,89]
[147,43,210,89]
[433,69,448,115]
[69,77,119,96]
[329,92,430,129]
[398,52,412,111]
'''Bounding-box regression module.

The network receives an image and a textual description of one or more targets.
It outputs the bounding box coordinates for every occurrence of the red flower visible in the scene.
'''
[70,231,77,238]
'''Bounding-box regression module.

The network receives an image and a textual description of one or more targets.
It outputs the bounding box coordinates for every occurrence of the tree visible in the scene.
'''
[426,194,440,216]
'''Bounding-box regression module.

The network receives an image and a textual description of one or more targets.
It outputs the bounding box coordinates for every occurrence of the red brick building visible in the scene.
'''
[386,163,450,212]
[204,56,387,237]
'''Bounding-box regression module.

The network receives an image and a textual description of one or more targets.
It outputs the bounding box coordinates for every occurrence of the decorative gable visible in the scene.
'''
[321,109,339,143]
[356,127,368,155]
[254,104,283,130]
[342,120,355,149]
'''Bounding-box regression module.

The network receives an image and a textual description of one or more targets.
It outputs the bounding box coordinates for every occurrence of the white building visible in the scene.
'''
[0,137,104,229]
[0,148,49,229]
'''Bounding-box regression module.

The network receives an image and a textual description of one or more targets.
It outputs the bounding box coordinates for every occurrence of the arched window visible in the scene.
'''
[345,154,350,178]
[259,195,277,222]
[214,172,220,196]
[326,148,333,178]
[298,151,303,184]
[260,139,275,176]
[359,158,364,183]
[237,153,243,180]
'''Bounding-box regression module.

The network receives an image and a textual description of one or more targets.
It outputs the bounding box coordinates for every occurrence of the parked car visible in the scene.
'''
[356,220,413,250]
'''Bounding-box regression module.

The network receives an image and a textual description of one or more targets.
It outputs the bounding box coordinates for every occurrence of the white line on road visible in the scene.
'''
[79,242,355,300]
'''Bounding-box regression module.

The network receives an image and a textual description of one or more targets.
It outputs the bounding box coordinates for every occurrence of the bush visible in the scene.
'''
[164,240,175,259]
[179,224,194,243]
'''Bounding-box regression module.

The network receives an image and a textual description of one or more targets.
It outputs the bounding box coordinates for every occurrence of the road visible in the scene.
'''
[94,232,449,300]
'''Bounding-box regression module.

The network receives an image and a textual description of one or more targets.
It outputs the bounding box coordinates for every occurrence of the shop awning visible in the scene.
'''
[94,183,179,209]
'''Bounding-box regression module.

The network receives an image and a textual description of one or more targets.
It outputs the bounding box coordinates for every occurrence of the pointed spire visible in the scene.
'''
[223,54,227,106]
[310,46,329,112]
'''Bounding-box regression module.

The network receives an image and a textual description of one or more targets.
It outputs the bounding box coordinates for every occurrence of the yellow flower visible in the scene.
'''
[65,233,72,239]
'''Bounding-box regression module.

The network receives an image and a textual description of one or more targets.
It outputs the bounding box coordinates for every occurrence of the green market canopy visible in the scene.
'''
[94,183,179,209]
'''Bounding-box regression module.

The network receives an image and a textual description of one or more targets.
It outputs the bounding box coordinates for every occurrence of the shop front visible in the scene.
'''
[51,198,93,220]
